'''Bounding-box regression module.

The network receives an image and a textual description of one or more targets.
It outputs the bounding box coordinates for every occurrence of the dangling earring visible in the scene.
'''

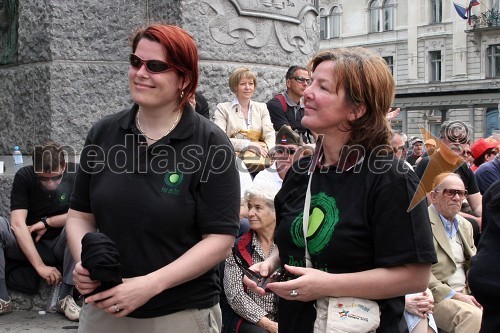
[180,91,184,98]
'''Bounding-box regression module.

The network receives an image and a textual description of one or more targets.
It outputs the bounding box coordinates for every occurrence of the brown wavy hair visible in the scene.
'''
[308,48,394,152]
[131,24,198,111]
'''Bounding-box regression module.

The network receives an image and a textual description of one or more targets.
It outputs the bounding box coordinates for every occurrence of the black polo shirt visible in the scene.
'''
[70,104,240,318]
[10,163,77,240]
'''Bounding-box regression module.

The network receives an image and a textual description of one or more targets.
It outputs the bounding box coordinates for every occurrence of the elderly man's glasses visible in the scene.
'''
[289,76,311,84]
[129,54,171,73]
[232,248,290,291]
[434,189,468,199]
[38,174,63,182]
[461,150,472,157]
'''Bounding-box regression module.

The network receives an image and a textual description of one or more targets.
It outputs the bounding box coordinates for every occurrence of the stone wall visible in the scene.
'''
[0,0,319,215]
[0,0,319,155]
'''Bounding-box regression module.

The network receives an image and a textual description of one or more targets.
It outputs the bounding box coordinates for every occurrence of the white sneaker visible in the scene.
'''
[57,295,80,321]
[0,297,12,315]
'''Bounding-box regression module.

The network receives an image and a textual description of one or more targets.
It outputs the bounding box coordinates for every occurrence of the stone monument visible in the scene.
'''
[0,0,318,155]
[0,0,319,217]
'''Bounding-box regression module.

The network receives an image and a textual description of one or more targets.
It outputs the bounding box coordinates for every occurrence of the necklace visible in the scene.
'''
[136,109,181,141]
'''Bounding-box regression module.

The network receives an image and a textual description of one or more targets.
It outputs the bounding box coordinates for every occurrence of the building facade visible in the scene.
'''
[319,0,500,141]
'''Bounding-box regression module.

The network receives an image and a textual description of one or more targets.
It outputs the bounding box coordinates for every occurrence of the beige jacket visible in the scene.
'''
[214,100,275,152]
[428,206,476,302]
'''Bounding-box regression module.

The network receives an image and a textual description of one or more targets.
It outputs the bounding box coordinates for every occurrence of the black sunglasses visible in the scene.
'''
[232,248,291,291]
[129,54,171,73]
[38,174,63,182]
[289,76,311,84]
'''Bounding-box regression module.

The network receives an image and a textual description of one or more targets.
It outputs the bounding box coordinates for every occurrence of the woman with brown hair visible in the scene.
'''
[245,48,437,332]
[66,24,240,332]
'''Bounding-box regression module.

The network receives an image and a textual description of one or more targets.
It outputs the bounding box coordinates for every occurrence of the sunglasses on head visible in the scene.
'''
[38,174,63,182]
[232,248,291,291]
[129,54,171,73]
[434,189,468,199]
[289,76,311,84]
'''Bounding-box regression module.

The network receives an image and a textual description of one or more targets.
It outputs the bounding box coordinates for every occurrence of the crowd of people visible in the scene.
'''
[0,23,499,333]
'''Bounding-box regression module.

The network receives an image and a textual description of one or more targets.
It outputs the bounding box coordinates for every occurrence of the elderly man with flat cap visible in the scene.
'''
[253,125,310,190]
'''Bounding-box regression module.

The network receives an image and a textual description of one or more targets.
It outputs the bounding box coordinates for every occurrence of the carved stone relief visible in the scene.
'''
[0,0,18,65]
[196,0,318,54]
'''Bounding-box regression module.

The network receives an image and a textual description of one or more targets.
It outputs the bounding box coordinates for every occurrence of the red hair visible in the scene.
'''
[131,24,199,110]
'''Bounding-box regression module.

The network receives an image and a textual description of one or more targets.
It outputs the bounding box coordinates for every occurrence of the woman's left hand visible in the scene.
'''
[84,275,157,317]
[264,264,331,301]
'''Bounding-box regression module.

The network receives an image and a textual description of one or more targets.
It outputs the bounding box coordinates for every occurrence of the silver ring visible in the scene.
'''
[290,289,298,297]
[113,305,120,313]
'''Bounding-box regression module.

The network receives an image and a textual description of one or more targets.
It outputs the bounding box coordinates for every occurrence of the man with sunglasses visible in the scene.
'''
[266,66,314,143]
[0,142,80,321]
[415,121,482,237]
[253,125,305,190]
[427,173,482,333]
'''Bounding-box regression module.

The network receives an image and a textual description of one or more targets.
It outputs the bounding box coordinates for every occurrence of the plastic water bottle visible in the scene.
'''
[46,283,61,313]
[13,146,23,165]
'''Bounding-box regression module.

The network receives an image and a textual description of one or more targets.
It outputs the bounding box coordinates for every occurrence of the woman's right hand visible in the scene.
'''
[73,261,101,296]
[242,259,278,296]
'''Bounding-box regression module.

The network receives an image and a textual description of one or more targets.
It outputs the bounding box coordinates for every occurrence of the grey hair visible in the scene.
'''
[244,184,279,210]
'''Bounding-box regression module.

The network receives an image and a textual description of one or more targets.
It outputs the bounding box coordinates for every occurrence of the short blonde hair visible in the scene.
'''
[228,67,257,93]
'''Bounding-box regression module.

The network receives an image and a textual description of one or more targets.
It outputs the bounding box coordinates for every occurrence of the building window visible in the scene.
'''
[370,0,394,32]
[320,6,342,39]
[320,8,327,40]
[330,6,341,38]
[383,56,394,75]
[487,44,500,77]
[429,51,442,82]
[370,1,381,32]
[431,0,442,23]
[494,0,499,11]
[383,0,394,31]
[486,107,499,137]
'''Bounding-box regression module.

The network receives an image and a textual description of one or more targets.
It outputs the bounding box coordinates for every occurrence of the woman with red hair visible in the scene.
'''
[66,24,240,332]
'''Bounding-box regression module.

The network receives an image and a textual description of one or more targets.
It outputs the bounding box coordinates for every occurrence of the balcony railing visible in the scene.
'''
[470,9,500,29]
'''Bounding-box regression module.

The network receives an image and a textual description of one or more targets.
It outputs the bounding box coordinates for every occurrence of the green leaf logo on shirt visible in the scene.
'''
[59,193,69,203]
[291,192,339,255]
[164,172,183,187]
